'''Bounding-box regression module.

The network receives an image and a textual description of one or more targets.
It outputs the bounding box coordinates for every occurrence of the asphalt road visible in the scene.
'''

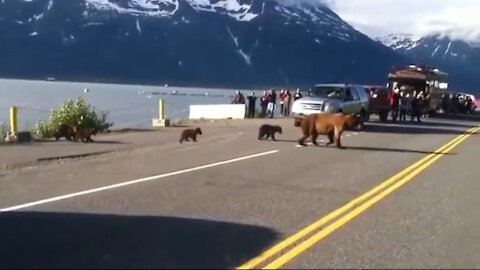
[0,116,479,269]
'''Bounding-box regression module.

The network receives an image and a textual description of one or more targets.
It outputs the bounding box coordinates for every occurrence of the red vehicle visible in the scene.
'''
[364,85,391,122]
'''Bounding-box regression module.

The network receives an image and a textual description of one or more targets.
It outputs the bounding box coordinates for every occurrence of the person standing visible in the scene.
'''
[423,94,431,118]
[231,90,245,104]
[466,96,473,114]
[411,93,422,122]
[293,88,303,101]
[267,90,277,118]
[260,91,269,117]
[279,90,286,116]
[399,91,408,122]
[247,92,257,118]
[284,90,292,116]
[390,88,400,122]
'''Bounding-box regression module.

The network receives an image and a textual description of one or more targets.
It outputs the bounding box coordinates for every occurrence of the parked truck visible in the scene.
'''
[364,85,391,122]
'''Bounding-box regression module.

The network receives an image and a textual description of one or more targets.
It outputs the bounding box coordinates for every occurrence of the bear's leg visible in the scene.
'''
[326,130,334,146]
[334,128,344,149]
[258,130,264,140]
[311,129,320,146]
[298,133,309,146]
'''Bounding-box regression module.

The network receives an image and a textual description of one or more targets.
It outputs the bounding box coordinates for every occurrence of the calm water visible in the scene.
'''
[0,79,265,131]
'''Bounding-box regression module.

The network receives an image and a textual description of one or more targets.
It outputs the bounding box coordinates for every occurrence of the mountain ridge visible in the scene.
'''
[12,0,480,90]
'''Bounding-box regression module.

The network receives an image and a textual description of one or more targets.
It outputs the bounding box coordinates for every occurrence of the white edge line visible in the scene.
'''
[0,150,280,213]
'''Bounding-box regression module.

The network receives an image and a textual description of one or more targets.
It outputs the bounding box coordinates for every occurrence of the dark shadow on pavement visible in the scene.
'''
[431,113,480,122]
[268,139,299,143]
[397,120,477,129]
[270,139,455,155]
[363,123,468,135]
[0,211,279,269]
[91,140,130,145]
[339,146,456,155]
[368,117,477,129]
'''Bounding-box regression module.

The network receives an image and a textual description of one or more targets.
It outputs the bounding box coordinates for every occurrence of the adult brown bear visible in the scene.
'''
[295,113,360,148]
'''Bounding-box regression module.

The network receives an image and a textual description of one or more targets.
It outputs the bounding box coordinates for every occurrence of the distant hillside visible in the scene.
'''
[0,0,408,88]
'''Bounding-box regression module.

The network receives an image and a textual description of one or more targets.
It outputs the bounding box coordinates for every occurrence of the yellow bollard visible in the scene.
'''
[9,106,17,134]
[158,99,165,120]
[152,99,170,127]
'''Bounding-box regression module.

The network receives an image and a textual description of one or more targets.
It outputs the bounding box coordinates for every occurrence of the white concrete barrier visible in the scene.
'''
[189,104,246,120]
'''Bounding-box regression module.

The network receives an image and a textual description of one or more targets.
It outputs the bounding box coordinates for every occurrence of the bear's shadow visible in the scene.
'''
[265,139,456,155]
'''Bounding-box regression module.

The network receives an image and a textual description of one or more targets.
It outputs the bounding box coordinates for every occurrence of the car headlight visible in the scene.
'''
[323,102,338,112]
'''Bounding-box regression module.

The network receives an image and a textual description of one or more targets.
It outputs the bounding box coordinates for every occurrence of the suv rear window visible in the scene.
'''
[307,86,345,99]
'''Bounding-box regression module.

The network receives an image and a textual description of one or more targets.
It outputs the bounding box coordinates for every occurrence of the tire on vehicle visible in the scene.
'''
[379,110,389,122]
[357,109,367,131]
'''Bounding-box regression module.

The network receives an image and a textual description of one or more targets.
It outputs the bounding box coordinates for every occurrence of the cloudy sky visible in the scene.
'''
[316,0,480,43]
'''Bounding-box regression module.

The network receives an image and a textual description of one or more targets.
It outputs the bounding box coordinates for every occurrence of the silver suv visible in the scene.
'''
[291,83,370,129]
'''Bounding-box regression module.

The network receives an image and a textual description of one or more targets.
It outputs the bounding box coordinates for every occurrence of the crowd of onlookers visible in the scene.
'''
[389,89,477,123]
[231,89,303,118]
[440,93,477,115]
[389,88,432,123]
[231,87,478,121]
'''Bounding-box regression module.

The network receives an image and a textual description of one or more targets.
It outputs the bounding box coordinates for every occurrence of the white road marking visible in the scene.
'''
[0,150,280,213]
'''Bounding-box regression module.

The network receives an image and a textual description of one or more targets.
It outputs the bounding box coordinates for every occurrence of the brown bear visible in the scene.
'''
[54,124,76,141]
[74,127,95,143]
[258,124,282,141]
[179,127,202,143]
[295,113,360,148]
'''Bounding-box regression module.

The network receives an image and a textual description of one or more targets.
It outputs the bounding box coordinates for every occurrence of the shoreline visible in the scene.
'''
[0,76,303,92]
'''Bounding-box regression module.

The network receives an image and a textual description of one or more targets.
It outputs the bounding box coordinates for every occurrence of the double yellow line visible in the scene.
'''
[237,126,480,270]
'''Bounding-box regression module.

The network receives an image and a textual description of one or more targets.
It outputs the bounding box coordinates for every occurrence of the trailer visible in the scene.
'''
[387,65,448,116]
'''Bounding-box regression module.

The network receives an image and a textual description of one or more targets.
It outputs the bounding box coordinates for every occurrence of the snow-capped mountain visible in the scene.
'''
[376,34,423,51]
[1,0,406,87]
[84,0,259,21]
[378,33,480,91]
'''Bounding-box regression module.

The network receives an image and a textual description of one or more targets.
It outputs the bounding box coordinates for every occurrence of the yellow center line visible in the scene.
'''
[236,126,479,270]
[263,126,480,269]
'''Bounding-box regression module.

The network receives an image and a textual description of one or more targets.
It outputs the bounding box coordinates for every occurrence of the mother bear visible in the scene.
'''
[295,113,360,148]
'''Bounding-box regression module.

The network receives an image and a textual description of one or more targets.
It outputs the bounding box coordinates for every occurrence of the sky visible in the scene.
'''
[280,0,480,43]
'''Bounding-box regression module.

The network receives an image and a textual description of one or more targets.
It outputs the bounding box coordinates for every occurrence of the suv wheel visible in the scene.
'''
[357,110,367,131]
[379,110,388,122]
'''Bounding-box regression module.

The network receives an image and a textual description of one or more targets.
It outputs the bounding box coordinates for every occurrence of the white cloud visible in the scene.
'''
[326,0,480,43]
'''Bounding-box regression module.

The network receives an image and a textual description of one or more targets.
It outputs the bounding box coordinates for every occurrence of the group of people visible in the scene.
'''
[231,89,303,118]
[389,88,431,123]
[389,88,478,123]
[441,93,477,115]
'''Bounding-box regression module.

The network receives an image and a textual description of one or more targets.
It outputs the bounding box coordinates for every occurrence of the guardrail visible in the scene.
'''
[189,104,246,120]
